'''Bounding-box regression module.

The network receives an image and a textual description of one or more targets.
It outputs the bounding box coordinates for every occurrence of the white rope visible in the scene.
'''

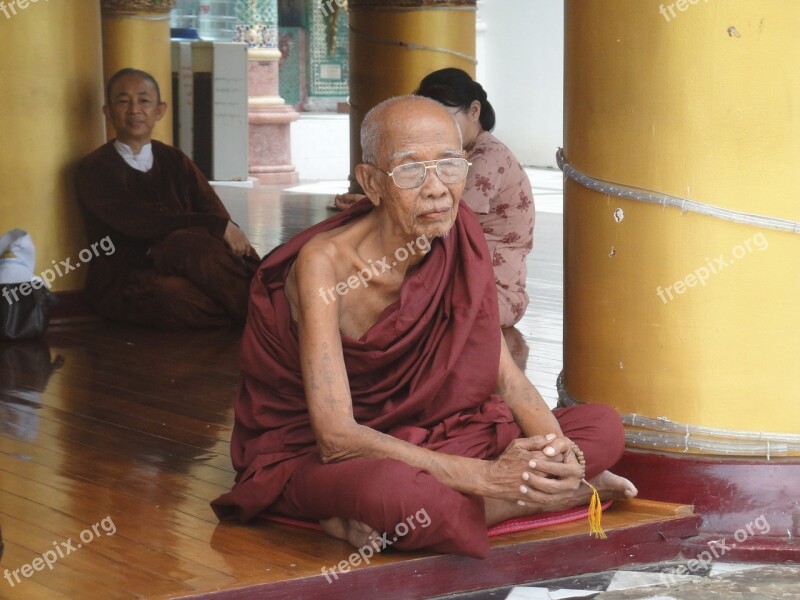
[557,148,800,235]
[349,25,478,63]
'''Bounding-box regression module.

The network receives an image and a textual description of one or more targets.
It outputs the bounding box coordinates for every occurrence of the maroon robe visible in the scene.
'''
[212,201,624,558]
[74,140,258,329]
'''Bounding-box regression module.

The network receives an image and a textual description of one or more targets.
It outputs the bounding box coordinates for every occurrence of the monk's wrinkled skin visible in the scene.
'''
[213,96,637,558]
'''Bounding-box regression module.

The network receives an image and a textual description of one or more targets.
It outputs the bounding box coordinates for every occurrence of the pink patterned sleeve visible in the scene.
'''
[460,145,506,215]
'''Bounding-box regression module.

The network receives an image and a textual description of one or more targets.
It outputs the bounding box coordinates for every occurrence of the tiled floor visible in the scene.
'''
[435,561,800,599]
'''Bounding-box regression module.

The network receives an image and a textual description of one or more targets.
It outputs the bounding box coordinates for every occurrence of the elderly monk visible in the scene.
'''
[212,96,636,558]
[74,68,259,329]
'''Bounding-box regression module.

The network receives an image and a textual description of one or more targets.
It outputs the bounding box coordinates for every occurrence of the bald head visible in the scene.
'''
[360,95,463,166]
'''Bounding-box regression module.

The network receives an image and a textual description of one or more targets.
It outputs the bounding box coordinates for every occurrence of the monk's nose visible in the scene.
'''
[419,168,448,197]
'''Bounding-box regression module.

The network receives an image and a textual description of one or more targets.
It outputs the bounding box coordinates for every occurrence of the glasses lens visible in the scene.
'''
[391,163,426,189]
[436,158,469,183]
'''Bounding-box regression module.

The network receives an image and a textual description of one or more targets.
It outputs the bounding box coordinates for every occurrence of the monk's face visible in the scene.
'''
[364,101,465,240]
[103,74,166,147]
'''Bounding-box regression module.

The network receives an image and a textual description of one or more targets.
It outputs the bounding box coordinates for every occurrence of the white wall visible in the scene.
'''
[289,1,564,180]
[290,114,350,181]
[476,0,563,168]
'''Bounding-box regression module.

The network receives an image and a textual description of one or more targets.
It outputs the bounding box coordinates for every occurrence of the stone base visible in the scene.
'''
[249,103,301,182]
[251,168,300,185]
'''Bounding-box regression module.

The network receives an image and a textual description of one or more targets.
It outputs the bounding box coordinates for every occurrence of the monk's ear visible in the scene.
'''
[154,101,167,122]
[355,163,382,207]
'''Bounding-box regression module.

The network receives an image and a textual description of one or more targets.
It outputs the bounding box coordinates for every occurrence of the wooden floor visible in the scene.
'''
[0,184,699,599]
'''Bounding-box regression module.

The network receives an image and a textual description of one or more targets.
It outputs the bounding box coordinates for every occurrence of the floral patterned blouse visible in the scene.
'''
[461,131,535,327]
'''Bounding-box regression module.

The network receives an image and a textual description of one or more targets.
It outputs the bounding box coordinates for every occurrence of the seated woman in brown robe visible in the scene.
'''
[74,68,259,329]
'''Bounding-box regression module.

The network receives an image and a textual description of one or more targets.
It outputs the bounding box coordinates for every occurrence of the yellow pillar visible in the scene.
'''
[101,0,175,144]
[563,1,800,447]
[347,0,476,190]
[0,0,105,293]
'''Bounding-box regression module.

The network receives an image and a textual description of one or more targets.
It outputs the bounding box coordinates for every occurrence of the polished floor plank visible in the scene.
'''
[0,435,227,521]
[0,472,266,595]
[0,415,234,494]
[0,576,74,600]
[7,380,231,449]
[0,398,234,478]
[44,329,241,404]
[0,513,185,599]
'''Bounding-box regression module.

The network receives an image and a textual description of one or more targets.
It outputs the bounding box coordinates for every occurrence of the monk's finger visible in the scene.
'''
[527,458,584,480]
[522,471,581,495]
[512,434,558,453]
[540,436,574,459]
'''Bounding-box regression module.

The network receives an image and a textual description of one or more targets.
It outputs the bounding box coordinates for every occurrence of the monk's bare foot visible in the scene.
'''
[589,470,638,501]
[484,470,637,525]
[320,517,381,551]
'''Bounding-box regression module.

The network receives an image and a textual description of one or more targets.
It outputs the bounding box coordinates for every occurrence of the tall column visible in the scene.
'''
[101,0,175,144]
[563,0,800,543]
[236,0,300,184]
[0,0,105,293]
[347,0,476,192]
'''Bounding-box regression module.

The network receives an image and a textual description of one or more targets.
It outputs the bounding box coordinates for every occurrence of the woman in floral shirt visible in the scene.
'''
[417,68,535,327]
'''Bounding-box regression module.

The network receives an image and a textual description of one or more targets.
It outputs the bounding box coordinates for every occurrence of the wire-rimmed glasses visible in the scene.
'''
[378,158,472,189]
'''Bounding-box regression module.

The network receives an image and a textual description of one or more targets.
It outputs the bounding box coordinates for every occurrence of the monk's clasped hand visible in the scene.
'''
[487,434,581,504]
[513,434,584,507]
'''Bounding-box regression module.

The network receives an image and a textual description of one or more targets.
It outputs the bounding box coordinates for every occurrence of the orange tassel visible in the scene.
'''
[583,479,607,539]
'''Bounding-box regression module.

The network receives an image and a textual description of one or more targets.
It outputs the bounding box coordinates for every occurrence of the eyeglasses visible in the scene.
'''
[378,158,472,189]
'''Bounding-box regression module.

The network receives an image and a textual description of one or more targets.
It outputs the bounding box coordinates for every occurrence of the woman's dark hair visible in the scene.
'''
[415,68,496,132]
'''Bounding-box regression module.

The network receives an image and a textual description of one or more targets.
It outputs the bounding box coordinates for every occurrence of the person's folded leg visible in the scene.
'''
[271,453,490,558]
[149,228,257,323]
[553,404,625,479]
[121,269,231,329]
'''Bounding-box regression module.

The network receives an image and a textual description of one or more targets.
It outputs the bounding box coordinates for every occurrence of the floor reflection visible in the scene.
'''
[0,339,64,441]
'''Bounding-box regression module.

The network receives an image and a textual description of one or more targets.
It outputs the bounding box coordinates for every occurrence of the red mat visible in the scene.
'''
[262,501,613,538]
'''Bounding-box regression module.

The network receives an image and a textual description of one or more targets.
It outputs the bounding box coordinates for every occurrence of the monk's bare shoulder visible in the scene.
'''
[286,222,365,318]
